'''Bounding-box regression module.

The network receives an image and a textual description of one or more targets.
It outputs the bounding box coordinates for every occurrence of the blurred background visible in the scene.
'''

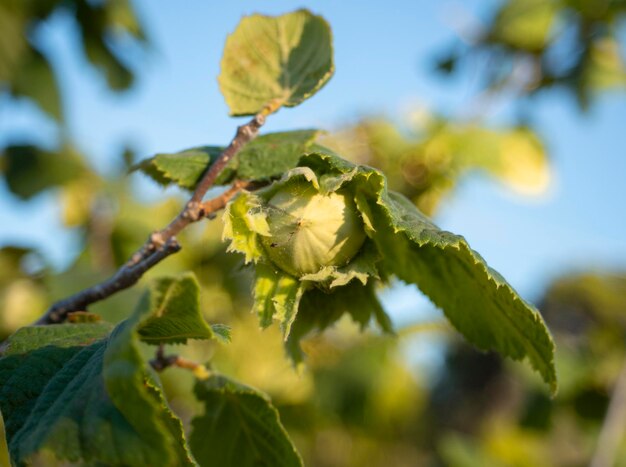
[1,0,626,465]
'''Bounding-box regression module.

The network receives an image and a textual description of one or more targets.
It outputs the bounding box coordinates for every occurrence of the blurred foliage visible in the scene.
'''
[0,0,148,120]
[321,114,549,216]
[436,0,626,110]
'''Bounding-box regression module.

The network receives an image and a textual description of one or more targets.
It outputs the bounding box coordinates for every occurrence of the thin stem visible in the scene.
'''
[589,356,626,467]
[30,112,267,327]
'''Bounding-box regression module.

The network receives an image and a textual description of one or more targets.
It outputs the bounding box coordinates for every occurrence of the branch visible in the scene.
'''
[31,112,266,326]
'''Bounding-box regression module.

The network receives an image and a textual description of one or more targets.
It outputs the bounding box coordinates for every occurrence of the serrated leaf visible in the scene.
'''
[134,131,319,190]
[298,150,557,392]
[189,374,302,467]
[136,273,214,345]
[0,320,195,465]
[219,9,333,116]
[132,146,222,190]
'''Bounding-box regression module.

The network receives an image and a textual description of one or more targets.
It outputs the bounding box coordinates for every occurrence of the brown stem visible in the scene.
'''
[31,112,266,326]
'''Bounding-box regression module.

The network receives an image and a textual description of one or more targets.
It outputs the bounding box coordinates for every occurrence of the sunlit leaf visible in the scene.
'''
[219,10,333,116]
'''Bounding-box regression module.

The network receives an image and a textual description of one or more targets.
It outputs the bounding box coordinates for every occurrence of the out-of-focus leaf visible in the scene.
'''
[10,46,62,121]
[219,10,333,116]
[490,0,557,52]
[0,412,9,467]
[136,273,215,345]
[1,145,85,199]
[0,1,28,83]
[190,374,303,467]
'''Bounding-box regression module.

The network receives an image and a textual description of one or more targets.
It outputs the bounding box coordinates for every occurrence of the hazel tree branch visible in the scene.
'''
[32,112,267,326]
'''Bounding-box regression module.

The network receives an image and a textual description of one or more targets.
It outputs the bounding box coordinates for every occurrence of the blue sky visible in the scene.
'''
[1,0,625,315]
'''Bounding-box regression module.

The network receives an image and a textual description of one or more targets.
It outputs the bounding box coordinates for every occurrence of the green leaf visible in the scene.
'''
[0,412,9,467]
[253,263,305,336]
[490,0,557,52]
[1,145,85,199]
[1,322,112,355]
[301,150,557,391]
[211,324,232,344]
[132,146,222,190]
[219,9,334,116]
[136,272,215,345]
[189,375,302,467]
[368,190,557,393]
[286,281,392,363]
[0,320,195,465]
[11,46,62,121]
[227,130,320,181]
[134,130,318,190]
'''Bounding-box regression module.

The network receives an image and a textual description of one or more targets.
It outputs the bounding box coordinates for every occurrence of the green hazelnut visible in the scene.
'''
[261,181,366,277]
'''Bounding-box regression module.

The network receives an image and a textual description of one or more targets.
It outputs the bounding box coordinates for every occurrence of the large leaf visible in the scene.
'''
[0,298,197,464]
[134,130,319,190]
[189,375,302,467]
[303,150,557,392]
[136,273,215,345]
[219,10,333,116]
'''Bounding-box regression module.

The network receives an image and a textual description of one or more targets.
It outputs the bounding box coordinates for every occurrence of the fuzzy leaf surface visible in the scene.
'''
[190,375,302,467]
[219,9,333,116]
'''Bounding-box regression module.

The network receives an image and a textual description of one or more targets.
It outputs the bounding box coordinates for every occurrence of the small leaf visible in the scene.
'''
[190,375,302,467]
[253,263,305,336]
[211,324,232,344]
[219,9,334,116]
[136,273,215,345]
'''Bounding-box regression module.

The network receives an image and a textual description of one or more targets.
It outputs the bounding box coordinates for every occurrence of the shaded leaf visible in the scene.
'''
[286,281,392,363]
[136,273,215,345]
[219,10,333,116]
[190,374,302,467]
[0,313,195,465]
